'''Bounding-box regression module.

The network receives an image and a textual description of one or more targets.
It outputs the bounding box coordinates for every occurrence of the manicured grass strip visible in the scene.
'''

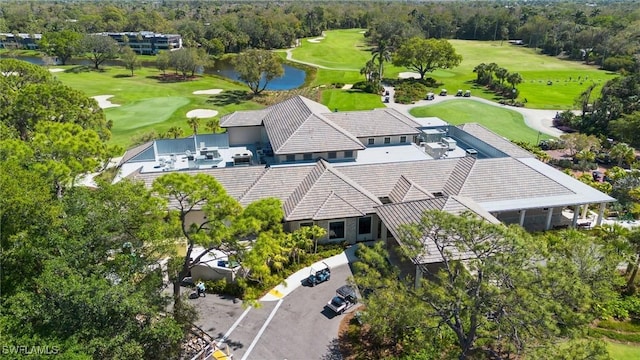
[108,97,191,130]
[607,341,640,360]
[598,320,640,333]
[321,89,386,112]
[590,327,640,343]
[409,100,551,144]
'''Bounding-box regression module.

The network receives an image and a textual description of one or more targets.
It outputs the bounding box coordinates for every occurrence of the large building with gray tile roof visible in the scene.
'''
[117,95,615,269]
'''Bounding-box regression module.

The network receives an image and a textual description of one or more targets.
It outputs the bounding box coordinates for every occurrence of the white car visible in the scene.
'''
[326,285,357,314]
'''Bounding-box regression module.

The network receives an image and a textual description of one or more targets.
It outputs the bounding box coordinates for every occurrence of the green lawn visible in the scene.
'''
[288,30,617,109]
[54,65,263,148]
[409,100,551,144]
[608,341,640,360]
[321,89,386,111]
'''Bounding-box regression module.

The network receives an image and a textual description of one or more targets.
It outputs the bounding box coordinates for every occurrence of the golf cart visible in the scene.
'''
[307,262,331,287]
[425,92,435,100]
[455,89,463,97]
[464,90,471,97]
[439,89,447,96]
[326,285,357,314]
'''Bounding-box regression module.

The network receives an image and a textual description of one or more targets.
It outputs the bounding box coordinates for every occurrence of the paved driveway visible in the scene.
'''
[192,262,356,360]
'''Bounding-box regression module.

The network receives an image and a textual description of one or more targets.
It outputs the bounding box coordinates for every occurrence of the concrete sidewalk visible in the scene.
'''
[260,246,357,301]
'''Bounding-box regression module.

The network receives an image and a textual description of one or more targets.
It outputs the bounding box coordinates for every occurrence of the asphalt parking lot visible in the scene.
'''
[191,263,356,360]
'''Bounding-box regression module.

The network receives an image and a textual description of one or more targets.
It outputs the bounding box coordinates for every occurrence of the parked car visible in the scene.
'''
[425,92,435,100]
[307,262,331,287]
[439,89,447,96]
[326,285,357,314]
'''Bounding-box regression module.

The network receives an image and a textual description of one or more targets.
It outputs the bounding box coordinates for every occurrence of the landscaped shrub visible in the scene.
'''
[394,81,429,104]
[589,327,640,343]
[600,296,640,320]
[550,158,574,169]
[603,56,635,72]
[352,81,382,94]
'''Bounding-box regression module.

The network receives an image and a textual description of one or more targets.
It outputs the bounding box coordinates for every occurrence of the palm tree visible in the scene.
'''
[371,39,392,80]
[360,59,377,83]
[507,72,523,91]
[495,67,509,86]
[486,62,499,84]
[473,63,488,84]
[187,117,200,135]
[166,126,184,139]
[610,142,635,167]
[205,118,221,134]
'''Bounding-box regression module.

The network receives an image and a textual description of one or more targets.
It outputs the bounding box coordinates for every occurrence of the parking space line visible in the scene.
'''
[216,306,252,347]
[240,299,283,360]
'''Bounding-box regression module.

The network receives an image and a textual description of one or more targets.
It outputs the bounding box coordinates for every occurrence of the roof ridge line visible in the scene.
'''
[324,163,382,205]
[283,160,326,216]
[238,167,271,201]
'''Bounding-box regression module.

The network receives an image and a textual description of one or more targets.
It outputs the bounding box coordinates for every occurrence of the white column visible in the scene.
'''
[581,204,589,219]
[415,266,423,289]
[572,205,580,228]
[596,203,606,226]
[545,207,554,231]
[519,210,526,227]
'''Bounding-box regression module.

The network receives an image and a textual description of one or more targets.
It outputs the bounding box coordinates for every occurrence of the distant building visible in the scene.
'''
[0,33,42,50]
[93,31,183,55]
[1,31,182,55]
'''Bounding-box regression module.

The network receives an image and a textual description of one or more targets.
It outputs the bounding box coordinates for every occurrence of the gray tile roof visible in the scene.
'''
[459,157,574,202]
[442,156,476,195]
[262,96,364,155]
[277,114,364,154]
[389,175,433,203]
[336,159,460,197]
[283,160,381,221]
[323,108,421,138]
[457,123,534,158]
[238,165,315,206]
[375,196,500,264]
[220,109,270,127]
[119,141,153,165]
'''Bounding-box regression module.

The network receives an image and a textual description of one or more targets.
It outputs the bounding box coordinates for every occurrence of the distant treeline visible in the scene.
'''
[0,1,638,70]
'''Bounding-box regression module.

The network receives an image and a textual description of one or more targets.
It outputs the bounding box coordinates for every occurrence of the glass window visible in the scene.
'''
[303,153,312,160]
[344,150,353,158]
[368,138,375,145]
[358,217,372,235]
[400,136,407,143]
[384,137,391,144]
[329,221,345,240]
[328,152,337,159]
[286,154,295,162]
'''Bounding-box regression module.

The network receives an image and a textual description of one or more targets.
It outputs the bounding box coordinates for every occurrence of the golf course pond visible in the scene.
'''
[6,55,307,91]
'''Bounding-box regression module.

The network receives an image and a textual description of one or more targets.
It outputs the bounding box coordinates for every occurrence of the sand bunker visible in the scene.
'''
[341,84,353,90]
[92,95,120,109]
[49,68,65,73]
[307,37,325,43]
[186,109,219,118]
[398,72,421,79]
[192,89,224,95]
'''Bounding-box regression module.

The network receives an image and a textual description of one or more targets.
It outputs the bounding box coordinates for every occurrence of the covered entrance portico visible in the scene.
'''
[492,201,611,232]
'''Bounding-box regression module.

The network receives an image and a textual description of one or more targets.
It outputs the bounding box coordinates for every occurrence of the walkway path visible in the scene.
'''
[283,47,360,71]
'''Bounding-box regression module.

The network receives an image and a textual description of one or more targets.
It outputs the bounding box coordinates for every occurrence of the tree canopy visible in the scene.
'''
[393,37,462,80]
[354,210,622,359]
[39,30,82,65]
[80,34,120,70]
[232,49,284,95]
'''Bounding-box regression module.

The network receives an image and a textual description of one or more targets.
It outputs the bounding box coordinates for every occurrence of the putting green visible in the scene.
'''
[107,97,191,130]
[409,100,551,144]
